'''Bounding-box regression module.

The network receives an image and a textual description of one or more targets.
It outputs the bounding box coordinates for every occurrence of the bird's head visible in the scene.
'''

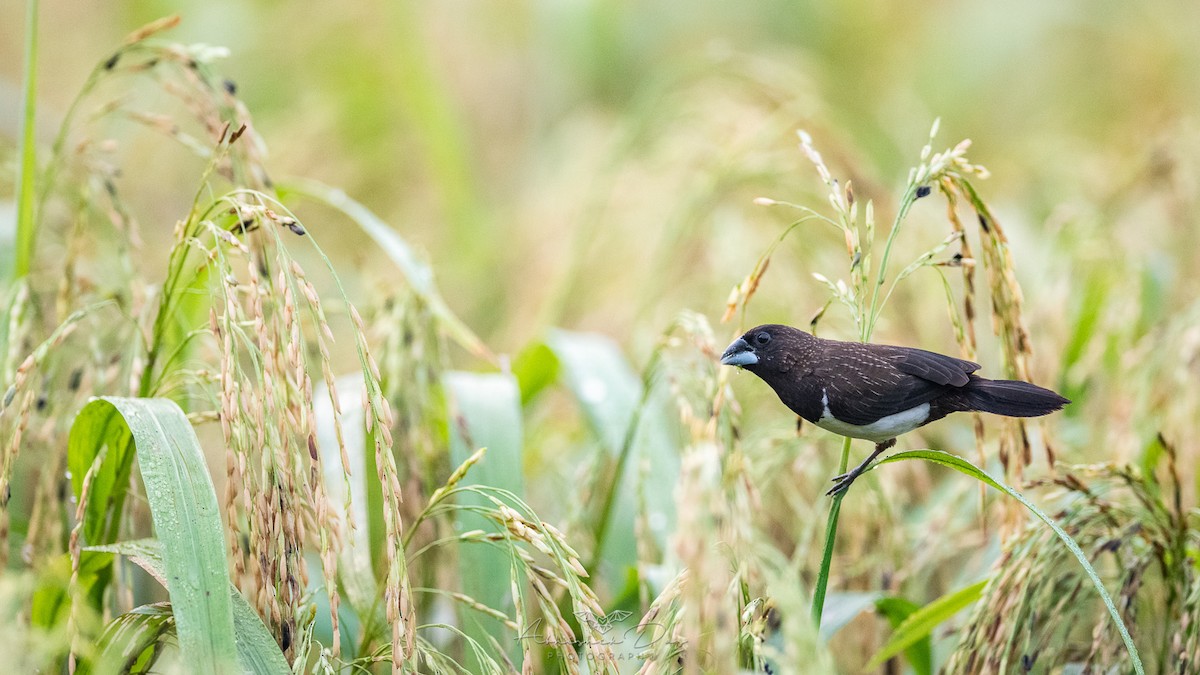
[719,324,811,373]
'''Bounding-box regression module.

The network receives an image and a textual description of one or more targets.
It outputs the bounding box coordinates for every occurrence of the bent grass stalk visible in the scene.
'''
[868,451,1144,674]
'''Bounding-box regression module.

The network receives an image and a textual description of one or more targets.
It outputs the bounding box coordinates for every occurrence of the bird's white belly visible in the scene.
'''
[815,399,931,443]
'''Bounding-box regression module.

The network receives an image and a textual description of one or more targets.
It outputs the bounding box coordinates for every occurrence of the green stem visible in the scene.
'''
[813,185,920,628]
[811,435,853,627]
[13,0,39,280]
[866,186,919,337]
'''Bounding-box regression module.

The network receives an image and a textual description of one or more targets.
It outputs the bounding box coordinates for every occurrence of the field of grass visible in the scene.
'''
[2,2,1200,673]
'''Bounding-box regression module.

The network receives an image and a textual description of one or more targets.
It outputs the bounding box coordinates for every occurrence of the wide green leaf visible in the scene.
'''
[866,581,985,671]
[819,591,881,641]
[511,342,559,406]
[87,539,290,674]
[68,398,239,673]
[443,371,525,661]
[874,596,933,675]
[544,329,679,569]
[868,449,1144,674]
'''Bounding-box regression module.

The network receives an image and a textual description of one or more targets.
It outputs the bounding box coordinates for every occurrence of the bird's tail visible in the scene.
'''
[964,378,1070,417]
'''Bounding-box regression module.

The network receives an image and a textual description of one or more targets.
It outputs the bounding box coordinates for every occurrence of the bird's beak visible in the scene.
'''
[720,337,758,367]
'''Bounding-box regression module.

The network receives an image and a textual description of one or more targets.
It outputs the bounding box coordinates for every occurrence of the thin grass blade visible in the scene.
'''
[869,449,1144,674]
[13,0,39,279]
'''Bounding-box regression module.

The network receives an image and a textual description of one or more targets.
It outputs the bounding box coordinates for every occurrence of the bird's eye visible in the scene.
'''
[754,332,771,345]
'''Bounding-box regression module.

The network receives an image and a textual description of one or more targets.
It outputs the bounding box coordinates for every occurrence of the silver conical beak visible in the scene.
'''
[720,338,757,367]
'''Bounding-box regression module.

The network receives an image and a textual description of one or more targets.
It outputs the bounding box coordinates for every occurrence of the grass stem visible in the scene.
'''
[811,435,853,627]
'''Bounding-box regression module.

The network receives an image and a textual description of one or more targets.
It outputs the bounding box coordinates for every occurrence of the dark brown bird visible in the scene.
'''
[720,324,1069,495]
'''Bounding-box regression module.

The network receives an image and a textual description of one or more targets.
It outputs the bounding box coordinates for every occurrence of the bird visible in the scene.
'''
[719,324,1069,496]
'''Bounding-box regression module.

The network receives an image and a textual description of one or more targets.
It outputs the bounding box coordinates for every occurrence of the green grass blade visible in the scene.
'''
[69,398,237,673]
[869,449,1144,674]
[443,372,524,662]
[68,401,136,546]
[865,580,986,671]
[87,539,290,674]
[874,596,933,675]
[92,602,174,675]
[544,329,679,568]
[13,0,39,279]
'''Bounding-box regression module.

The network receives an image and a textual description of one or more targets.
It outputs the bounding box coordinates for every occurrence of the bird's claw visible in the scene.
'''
[826,470,860,497]
[825,439,895,497]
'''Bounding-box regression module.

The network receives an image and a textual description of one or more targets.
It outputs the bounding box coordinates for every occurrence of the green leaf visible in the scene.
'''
[68,398,239,673]
[92,602,174,675]
[68,404,137,545]
[13,0,39,279]
[443,371,524,662]
[819,591,880,641]
[545,330,641,453]
[87,539,290,675]
[511,342,559,406]
[874,596,932,675]
[865,582,985,671]
[151,264,212,397]
[1063,275,1108,373]
[544,329,679,569]
[868,449,1144,674]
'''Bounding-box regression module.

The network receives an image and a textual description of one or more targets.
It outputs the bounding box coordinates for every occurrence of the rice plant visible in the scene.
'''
[3,6,1199,675]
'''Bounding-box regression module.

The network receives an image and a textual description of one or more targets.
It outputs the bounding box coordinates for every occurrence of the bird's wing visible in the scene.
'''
[876,345,979,387]
[814,345,947,426]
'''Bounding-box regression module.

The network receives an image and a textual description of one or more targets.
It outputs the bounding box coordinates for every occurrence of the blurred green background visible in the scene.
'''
[3,0,1195,340]
[4,0,1199,461]
[5,2,1200,671]
[4,0,1200,496]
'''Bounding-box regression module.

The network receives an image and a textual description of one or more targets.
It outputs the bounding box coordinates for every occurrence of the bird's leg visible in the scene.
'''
[826,438,897,497]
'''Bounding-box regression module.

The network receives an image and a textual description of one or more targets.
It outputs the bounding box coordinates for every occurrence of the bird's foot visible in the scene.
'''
[825,438,897,497]
[826,467,864,497]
